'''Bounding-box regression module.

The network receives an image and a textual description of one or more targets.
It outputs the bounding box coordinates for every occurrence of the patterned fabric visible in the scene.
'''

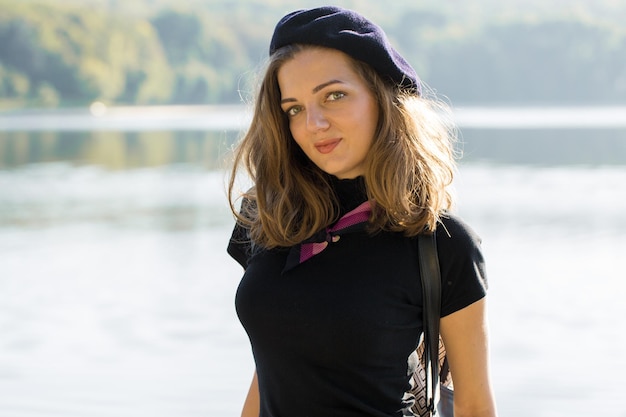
[283,201,371,271]
[410,335,453,416]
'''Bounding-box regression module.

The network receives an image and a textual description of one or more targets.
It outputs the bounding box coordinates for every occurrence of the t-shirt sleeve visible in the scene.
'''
[436,213,488,317]
[227,222,251,269]
[226,197,255,270]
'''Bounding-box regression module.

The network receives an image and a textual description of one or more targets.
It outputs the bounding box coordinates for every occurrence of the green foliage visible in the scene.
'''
[0,0,174,107]
[150,8,255,103]
[414,18,626,104]
[1,0,625,108]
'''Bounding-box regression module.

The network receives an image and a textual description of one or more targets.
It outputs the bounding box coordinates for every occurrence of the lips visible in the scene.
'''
[314,138,341,154]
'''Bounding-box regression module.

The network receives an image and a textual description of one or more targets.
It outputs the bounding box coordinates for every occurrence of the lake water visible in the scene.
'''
[1,108,626,416]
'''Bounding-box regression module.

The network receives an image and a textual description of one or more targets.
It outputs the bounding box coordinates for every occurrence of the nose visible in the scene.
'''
[305,105,330,132]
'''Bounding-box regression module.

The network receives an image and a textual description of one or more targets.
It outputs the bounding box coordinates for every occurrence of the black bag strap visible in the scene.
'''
[418,231,442,416]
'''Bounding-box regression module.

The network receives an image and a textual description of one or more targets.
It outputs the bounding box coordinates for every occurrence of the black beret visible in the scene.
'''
[269,6,421,95]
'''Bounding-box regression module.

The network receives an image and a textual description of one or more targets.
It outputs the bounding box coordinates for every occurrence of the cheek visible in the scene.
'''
[364,105,379,146]
[288,121,308,150]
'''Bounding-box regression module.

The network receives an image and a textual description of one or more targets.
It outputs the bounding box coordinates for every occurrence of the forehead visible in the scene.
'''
[277,47,363,95]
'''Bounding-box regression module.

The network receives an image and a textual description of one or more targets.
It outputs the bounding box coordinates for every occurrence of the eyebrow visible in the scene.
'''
[280,79,344,104]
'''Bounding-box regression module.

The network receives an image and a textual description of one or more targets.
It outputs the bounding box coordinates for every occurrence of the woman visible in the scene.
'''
[227,6,497,417]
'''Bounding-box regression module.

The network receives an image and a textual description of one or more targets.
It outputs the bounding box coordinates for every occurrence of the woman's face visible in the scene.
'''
[277,47,379,179]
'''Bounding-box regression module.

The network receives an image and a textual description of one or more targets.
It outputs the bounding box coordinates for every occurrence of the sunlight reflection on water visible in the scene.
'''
[0,163,625,416]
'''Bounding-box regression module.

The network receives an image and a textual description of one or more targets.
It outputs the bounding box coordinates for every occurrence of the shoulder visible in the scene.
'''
[436,212,483,254]
[434,212,488,316]
[227,222,251,269]
[226,197,257,269]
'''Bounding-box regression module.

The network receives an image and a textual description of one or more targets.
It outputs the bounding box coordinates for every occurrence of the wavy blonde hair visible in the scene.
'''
[228,44,458,248]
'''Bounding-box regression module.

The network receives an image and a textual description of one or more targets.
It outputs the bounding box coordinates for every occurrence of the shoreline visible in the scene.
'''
[1,105,626,131]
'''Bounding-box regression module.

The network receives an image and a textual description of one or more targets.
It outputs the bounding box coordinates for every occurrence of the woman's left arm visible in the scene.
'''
[440,297,498,417]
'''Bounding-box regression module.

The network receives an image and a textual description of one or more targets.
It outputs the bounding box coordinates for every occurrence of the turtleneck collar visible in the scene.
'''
[329,175,368,215]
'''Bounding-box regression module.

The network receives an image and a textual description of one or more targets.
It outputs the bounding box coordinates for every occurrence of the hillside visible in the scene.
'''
[1,0,625,108]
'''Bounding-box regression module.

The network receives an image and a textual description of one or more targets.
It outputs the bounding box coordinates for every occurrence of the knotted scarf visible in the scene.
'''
[283,200,372,272]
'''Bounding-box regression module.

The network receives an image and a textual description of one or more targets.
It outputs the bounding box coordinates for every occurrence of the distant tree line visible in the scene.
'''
[1,0,625,108]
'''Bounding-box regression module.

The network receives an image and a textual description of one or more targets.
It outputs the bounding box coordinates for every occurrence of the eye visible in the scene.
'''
[327,91,346,101]
[284,105,303,117]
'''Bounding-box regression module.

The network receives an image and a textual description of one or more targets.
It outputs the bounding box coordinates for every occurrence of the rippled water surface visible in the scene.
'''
[1,163,625,417]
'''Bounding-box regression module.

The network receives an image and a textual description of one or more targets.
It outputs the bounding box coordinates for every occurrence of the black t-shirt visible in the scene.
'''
[227,177,488,417]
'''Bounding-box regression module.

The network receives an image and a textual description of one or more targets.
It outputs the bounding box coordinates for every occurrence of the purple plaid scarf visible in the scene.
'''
[283,201,372,272]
